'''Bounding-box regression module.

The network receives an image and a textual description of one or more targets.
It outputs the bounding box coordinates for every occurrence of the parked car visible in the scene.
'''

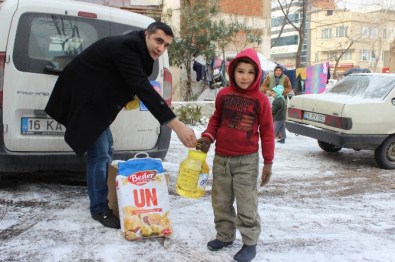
[343,68,371,77]
[286,73,395,169]
[0,0,173,172]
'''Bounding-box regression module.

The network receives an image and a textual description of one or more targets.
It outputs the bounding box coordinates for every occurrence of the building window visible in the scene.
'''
[271,35,298,47]
[327,51,336,60]
[342,50,352,60]
[271,16,286,27]
[321,28,332,39]
[361,25,378,38]
[360,49,369,61]
[361,26,369,38]
[271,13,300,27]
[370,28,377,39]
[336,26,348,37]
[384,28,394,39]
[383,28,387,39]
[314,52,319,62]
[371,51,377,62]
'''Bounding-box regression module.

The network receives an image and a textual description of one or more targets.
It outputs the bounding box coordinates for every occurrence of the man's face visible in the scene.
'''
[145,29,173,60]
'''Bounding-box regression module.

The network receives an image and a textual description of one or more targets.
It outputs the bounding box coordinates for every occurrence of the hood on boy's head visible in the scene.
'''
[227,48,262,91]
[273,85,284,97]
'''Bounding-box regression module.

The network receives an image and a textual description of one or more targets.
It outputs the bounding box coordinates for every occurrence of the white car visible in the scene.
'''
[0,0,173,172]
[286,73,395,169]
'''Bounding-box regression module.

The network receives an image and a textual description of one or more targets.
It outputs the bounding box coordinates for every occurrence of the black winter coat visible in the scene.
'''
[45,30,175,156]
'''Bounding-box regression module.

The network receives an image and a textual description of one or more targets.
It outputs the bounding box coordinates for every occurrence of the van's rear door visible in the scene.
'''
[3,1,160,153]
[3,5,74,152]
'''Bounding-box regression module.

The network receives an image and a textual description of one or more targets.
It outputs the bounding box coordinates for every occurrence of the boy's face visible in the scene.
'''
[234,62,256,90]
[145,29,173,60]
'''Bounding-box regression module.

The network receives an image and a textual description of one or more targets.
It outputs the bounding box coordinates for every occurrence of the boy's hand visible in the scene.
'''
[196,137,211,153]
[260,164,272,186]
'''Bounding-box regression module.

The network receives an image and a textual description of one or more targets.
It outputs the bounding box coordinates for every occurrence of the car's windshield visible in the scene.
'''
[328,74,395,100]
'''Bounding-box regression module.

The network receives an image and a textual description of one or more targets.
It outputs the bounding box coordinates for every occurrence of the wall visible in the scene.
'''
[219,0,263,16]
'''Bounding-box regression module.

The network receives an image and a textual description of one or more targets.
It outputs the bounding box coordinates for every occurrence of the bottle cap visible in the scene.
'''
[188,149,207,161]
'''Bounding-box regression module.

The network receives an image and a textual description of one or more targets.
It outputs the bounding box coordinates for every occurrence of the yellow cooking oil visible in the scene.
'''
[176,149,209,199]
[124,97,140,110]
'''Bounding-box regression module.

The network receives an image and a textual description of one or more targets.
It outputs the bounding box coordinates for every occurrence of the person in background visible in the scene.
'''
[271,85,287,143]
[261,64,292,96]
[45,22,197,229]
[196,48,275,262]
[262,64,292,140]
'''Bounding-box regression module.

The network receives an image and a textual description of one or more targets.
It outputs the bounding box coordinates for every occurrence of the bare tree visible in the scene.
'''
[212,15,262,84]
[169,1,263,101]
[271,3,292,48]
[273,0,309,68]
[168,1,219,101]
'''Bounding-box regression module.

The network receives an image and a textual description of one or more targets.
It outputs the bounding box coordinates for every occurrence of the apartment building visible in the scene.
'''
[310,8,395,78]
[270,0,337,69]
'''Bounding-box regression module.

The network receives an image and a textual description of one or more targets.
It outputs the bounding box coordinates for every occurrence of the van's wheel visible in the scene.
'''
[317,140,342,152]
[374,135,395,169]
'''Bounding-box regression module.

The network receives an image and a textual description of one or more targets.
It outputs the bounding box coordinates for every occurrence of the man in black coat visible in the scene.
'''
[45,22,197,229]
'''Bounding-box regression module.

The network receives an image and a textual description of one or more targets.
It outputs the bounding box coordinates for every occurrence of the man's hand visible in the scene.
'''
[260,164,272,187]
[167,118,197,148]
[196,137,211,153]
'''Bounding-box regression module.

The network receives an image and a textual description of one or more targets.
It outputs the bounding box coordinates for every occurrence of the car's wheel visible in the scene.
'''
[374,135,395,169]
[317,140,342,152]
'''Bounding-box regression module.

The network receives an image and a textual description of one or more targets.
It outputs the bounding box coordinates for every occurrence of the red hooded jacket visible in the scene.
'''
[202,48,275,164]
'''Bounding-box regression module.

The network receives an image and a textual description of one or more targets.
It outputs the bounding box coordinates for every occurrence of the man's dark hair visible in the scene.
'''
[146,21,174,37]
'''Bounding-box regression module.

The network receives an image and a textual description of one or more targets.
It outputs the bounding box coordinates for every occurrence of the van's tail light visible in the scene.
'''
[325,115,352,130]
[163,67,172,106]
[288,107,303,119]
[0,52,5,108]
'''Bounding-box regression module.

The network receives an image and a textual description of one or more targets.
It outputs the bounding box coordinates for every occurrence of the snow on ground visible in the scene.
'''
[0,125,394,262]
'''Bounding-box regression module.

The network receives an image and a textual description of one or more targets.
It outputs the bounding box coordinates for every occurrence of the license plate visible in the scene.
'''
[303,112,326,123]
[21,117,65,135]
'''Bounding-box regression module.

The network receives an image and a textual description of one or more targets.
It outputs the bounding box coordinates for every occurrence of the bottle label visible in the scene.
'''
[197,173,208,190]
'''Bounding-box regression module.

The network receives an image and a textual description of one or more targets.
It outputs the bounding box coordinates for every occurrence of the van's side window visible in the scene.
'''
[13,13,159,79]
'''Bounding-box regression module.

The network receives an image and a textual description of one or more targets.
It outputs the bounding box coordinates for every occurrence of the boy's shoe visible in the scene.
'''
[277,139,285,144]
[92,209,120,229]
[207,239,234,251]
[233,244,257,262]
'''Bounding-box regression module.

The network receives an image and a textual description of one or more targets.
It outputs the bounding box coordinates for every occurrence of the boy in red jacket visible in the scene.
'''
[197,48,275,262]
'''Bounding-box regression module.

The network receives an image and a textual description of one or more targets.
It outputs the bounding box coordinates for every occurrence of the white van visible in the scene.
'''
[0,0,173,172]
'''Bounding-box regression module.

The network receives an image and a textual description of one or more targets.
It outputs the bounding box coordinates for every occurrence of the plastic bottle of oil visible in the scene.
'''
[176,149,209,199]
